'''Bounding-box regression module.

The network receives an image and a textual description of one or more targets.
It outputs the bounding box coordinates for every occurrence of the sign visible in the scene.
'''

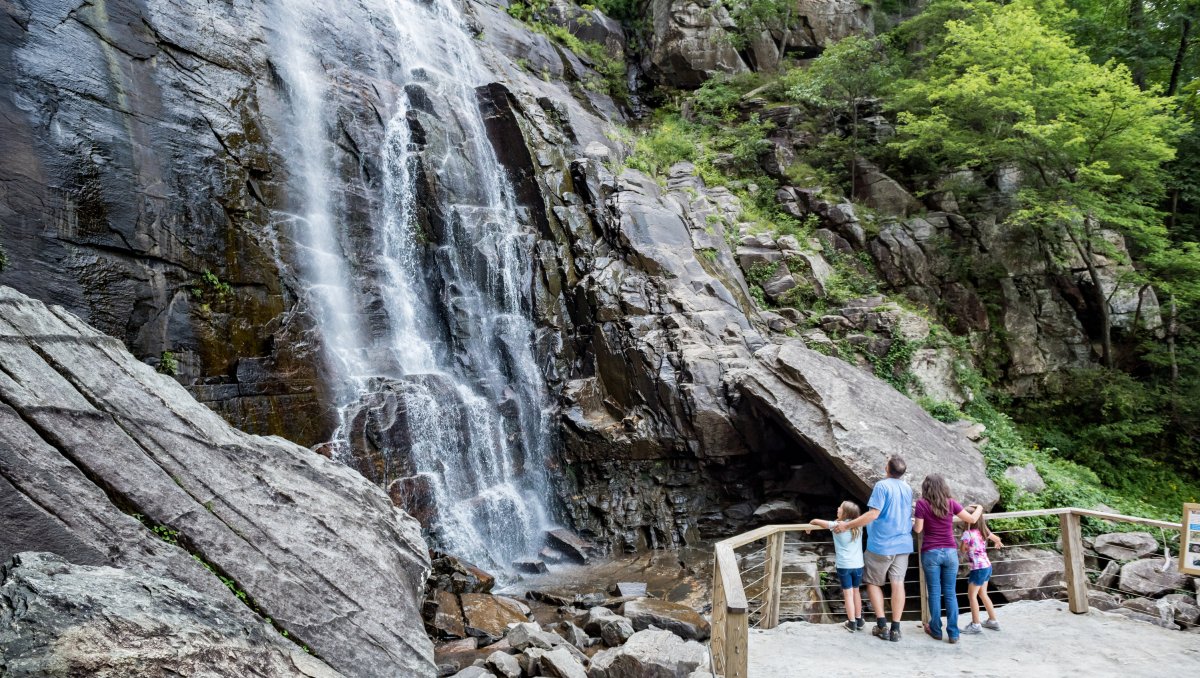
[1183,503,1200,576]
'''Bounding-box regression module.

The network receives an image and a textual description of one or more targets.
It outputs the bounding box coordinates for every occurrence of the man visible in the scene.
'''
[834,455,913,641]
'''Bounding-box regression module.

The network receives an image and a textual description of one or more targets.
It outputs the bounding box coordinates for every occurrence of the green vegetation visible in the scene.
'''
[157,351,178,376]
[506,0,628,99]
[617,0,1200,519]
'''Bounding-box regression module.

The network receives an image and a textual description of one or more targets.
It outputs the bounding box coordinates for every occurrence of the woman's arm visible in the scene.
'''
[955,504,982,525]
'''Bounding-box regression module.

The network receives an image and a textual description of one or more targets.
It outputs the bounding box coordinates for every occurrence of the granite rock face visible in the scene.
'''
[0,288,434,677]
[0,552,340,678]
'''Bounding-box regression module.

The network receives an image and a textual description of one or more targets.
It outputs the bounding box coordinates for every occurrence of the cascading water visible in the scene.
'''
[268,0,553,572]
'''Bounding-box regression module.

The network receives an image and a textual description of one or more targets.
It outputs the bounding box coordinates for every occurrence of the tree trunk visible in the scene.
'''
[1168,294,1179,387]
[1168,16,1192,96]
[777,8,792,60]
[1067,223,1113,368]
[1128,0,1147,88]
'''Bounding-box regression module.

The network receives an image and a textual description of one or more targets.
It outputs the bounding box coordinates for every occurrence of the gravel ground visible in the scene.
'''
[747,600,1200,677]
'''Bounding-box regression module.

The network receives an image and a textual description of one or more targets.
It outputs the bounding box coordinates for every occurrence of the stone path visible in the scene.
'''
[748,600,1200,677]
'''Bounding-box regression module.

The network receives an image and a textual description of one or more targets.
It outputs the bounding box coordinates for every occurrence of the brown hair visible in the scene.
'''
[887,456,907,478]
[921,474,953,519]
[970,510,992,541]
[838,500,862,541]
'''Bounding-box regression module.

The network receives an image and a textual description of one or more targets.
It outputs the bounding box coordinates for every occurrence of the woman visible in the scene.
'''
[913,474,982,644]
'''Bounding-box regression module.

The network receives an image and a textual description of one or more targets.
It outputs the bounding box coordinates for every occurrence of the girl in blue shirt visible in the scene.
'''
[811,501,865,632]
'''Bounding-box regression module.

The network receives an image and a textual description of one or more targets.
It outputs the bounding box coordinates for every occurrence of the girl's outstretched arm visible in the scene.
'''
[809,518,833,530]
[988,532,1004,548]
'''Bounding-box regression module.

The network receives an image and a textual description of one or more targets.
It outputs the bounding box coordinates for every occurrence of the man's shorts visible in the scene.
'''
[863,550,910,586]
[968,566,993,586]
[836,566,864,590]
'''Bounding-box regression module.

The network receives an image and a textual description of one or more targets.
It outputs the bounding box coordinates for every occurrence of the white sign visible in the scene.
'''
[1182,503,1200,576]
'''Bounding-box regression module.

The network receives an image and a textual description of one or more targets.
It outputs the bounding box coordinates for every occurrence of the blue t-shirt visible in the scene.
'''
[866,477,914,556]
[831,520,864,569]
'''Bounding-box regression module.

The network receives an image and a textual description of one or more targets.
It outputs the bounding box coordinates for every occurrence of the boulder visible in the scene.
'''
[514,558,549,574]
[612,582,649,598]
[588,629,707,678]
[449,668,490,678]
[645,0,748,88]
[1087,590,1122,611]
[1119,558,1189,598]
[990,547,1063,601]
[620,598,711,641]
[0,288,433,677]
[428,589,467,638]
[507,622,560,651]
[752,499,803,523]
[737,342,999,508]
[0,552,340,678]
[601,617,636,647]
[430,552,496,594]
[547,529,595,563]
[1002,464,1046,495]
[540,646,589,678]
[1094,532,1159,562]
[1161,593,1200,626]
[1120,597,1177,628]
[554,621,591,649]
[461,594,529,643]
[1095,560,1121,591]
[1109,606,1178,630]
[853,158,922,217]
[486,650,522,678]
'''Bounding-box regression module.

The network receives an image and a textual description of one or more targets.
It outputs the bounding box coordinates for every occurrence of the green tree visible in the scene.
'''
[889,0,1186,366]
[784,35,894,188]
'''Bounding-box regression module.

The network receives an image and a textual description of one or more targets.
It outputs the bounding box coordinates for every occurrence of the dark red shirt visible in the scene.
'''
[915,498,963,552]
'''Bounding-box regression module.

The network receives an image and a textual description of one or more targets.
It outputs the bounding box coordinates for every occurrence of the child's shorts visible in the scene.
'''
[836,567,864,590]
[968,566,992,586]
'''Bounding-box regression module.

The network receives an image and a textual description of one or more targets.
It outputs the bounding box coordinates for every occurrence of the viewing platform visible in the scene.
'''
[709,507,1200,677]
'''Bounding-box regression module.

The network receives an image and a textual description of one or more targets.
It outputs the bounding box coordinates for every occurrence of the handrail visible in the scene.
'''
[709,506,1185,678]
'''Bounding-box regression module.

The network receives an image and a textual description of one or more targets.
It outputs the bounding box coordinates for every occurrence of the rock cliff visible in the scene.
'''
[0,0,996,555]
[0,287,434,676]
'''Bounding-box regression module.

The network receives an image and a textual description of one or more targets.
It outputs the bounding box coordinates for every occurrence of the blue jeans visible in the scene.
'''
[922,548,960,639]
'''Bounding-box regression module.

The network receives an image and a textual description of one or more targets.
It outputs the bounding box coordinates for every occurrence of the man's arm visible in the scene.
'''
[833,508,880,533]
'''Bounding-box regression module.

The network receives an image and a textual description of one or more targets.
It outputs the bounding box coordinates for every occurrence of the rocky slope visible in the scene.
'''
[0,287,434,676]
[0,0,997,555]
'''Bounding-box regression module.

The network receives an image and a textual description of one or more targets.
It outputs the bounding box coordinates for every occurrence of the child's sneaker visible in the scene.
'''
[982,619,1001,631]
[962,622,983,634]
[844,620,858,632]
[856,618,865,630]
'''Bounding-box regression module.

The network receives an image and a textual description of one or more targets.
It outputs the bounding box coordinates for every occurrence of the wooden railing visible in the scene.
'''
[708,507,1185,678]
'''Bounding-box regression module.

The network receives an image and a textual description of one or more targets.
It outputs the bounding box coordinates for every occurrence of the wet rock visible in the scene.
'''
[514,558,550,574]
[494,595,532,618]
[612,582,649,598]
[0,552,340,678]
[440,638,478,653]
[1003,464,1046,495]
[486,650,522,678]
[1094,532,1159,562]
[0,289,433,677]
[548,529,595,564]
[991,547,1064,601]
[427,589,467,638]
[588,628,707,678]
[1120,558,1189,598]
[430,552,497,594]
[620,598,711,641]
[752,499,802,523]
[461,594,529,643]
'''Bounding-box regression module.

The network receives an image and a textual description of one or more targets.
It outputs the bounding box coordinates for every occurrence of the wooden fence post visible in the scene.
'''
[1060,511,1089,614]
[762,532,785,629]
[917,533,929,626]
[712,544,749,678]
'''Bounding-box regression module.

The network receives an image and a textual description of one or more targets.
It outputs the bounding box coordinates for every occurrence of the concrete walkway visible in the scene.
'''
[747,600,1200,677]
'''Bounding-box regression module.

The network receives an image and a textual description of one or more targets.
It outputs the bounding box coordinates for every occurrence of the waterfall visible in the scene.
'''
[268,0,552,572]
